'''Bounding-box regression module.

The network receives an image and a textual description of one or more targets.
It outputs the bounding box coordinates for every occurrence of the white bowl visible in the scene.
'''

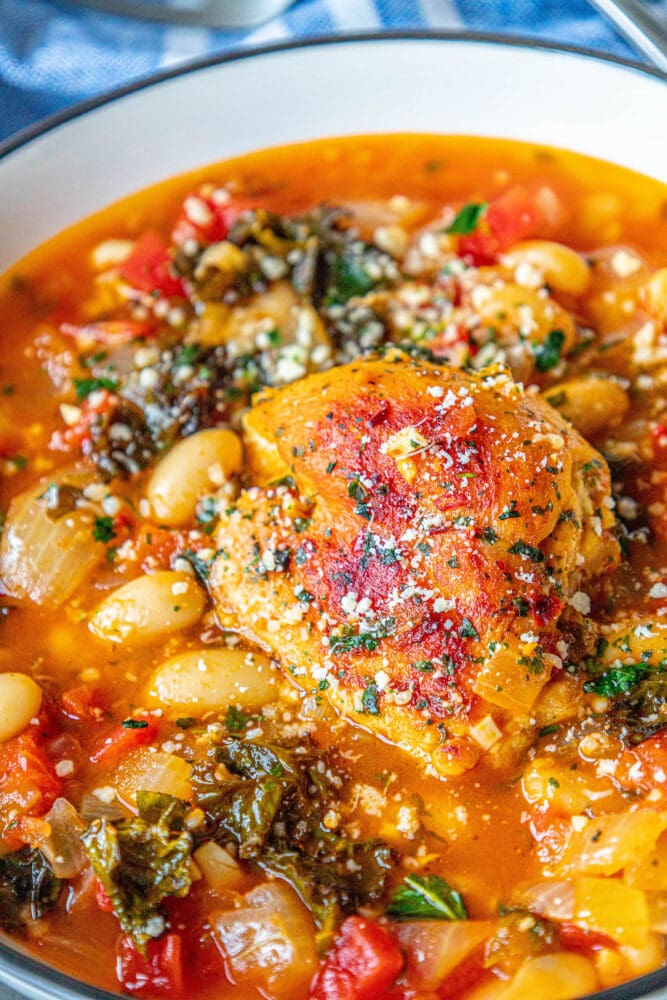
[0,32,665,1000]
[0,33,665,274]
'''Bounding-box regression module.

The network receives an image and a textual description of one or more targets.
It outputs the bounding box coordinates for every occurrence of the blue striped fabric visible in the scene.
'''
[0,0,665,142]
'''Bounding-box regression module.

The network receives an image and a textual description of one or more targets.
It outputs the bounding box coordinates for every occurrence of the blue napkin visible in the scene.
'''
[0,0,665,143]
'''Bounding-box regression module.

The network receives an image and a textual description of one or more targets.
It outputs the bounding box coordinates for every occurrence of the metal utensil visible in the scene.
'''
[587,0,667,73]
[65,0,295,28]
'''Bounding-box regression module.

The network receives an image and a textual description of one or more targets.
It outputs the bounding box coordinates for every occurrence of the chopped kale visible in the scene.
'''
[81,792,192,951]
[0,848,62,934]
[387,873,468,921]
[191,737,395,932]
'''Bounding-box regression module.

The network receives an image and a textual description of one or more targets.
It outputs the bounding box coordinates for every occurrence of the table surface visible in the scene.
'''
[2,0,666,145]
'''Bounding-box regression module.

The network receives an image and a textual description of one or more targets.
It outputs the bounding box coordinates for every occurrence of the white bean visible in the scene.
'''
[147,428,242,526]
[147,648,278,714]
[504,240,591,295]
[89,571,205,644]
[0,673,42,742]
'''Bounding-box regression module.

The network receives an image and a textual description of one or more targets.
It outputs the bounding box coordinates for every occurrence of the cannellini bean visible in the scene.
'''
[0,673,42,742]
[543,376,629,437]
[647,268,667,318]
[146,427,242,526]
[89,571,205,644]
[147,648,278,713]
[504,240,591,295]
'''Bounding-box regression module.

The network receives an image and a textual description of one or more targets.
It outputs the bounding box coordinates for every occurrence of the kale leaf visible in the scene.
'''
[191,738,396,933]
[81,792,192,951]
[387,873,468,921]
[583,662,649,698]
[0,848,62,934]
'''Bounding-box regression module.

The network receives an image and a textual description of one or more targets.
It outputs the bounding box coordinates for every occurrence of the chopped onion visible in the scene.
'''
[573,877,649,949]
[194,842,243,893]
[556,810,667,877]
[212,881,317,998]
[648,893,667,934]
[38,798,87,878]
[0,475,104,605]
[394,920,493,990]
[503,953,598,1000]
[512,880,574,921]
[114,748,193,809]
[80,794,128,823]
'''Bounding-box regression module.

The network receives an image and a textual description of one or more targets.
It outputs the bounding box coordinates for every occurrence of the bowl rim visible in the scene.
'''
[0,27,666,1000]
[0,28,665,162]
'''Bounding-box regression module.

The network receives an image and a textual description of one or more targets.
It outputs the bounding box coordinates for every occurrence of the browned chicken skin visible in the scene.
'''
[211,355,619,775]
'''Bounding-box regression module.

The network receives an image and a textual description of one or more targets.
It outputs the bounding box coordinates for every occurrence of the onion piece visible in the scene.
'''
[556,810,667,877]
[113,748,193,809]
[0,475,104,605]
[573,877,649,949]
[80,794,128,823]
[194,842,243,893]
[212,881,317,998]
[502,953,599,1000]
[648,893,667,933]
[394,920,494,990]
[38,798,87,878]
[511,880,574,922]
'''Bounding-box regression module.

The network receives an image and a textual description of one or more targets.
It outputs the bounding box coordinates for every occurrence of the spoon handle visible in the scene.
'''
[66,0,294,28]
[587,0,667,73]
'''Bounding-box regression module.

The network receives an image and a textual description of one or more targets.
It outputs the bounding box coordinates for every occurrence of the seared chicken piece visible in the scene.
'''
[211,355,619,775]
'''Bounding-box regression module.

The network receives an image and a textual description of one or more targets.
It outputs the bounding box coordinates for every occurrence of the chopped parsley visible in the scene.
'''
[92,516,116,543]
[534,329,566,373]
[460,618,479,640]
[508,540,545,563]
[73,376,118,401]
[583,663,649,698]
[361,682,381,716]
[446,202,487,236]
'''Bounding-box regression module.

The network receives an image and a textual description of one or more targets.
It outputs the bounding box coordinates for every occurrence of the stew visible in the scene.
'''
[0,134,666,999]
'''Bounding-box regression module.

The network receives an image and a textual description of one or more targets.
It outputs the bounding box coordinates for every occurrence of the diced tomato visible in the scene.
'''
[459,185,543,265]
[95,878,114,913]
[49,388,117,452]
[310,917,404,1000]
[89,713,159,766]
[485,185,543,247]
[427,324,472,364]
[559,923,616,952]
[116,934,183,997]
[0,731,63,850]
[436,946,487,999]
[131,525,190,573]
[119,231,185,299]
[61,685,107,723]
[60,319,157,345]
[171,192,254,247]
[617,729,667,792]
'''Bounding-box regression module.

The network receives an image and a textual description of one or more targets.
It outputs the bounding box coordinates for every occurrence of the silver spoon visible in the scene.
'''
[587,0,667,74]
[64,0,295,29]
